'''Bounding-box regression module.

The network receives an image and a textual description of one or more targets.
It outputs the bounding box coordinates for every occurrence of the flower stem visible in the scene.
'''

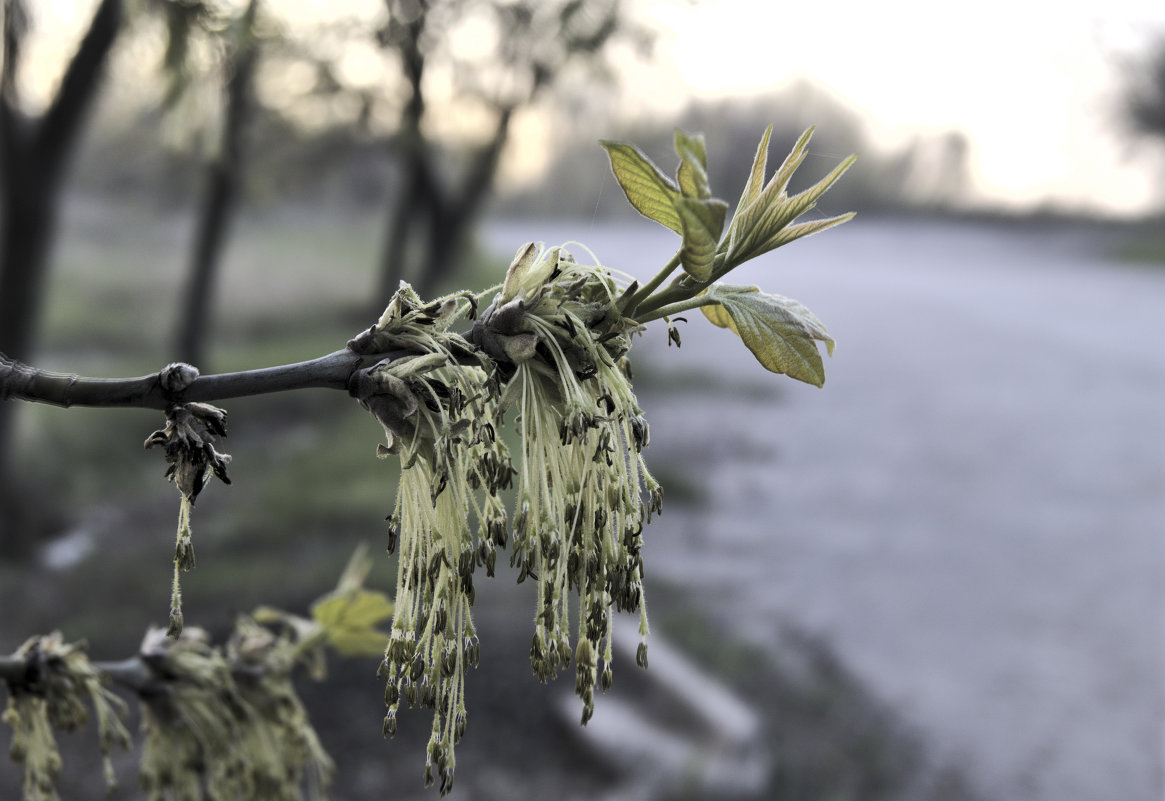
[635,295,720,324]
[632,273,705,319]
[624,252,682,318]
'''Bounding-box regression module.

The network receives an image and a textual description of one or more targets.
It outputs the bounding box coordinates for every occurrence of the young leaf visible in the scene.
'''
[311,545,394,658]
[676,196,729,281]
[757,211,856,253]
[601,141,683,233]
[723,151,856,272]
[311,589,394,658]
[723,127,826,266]
[725,128,812,248]
[764,127,817,201]
[674,130,712,199]
[700,284,834,387]
[731,124,773,221]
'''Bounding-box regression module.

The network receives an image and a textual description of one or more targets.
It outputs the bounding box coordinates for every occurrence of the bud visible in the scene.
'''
[174,535,196,572]
[386,514,400,554]
[167,608,184,638]
[574,638,595,669]
[159,362,199,394]
[463,636,480,667]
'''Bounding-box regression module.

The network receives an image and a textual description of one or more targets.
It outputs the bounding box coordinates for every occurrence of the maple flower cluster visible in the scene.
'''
[0,124,855,801]
[471,244,659,718]
[349,242,658,792]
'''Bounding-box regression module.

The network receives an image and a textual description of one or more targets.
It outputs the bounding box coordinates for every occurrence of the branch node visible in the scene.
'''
[158,362,200,398]
[0,353,35,403]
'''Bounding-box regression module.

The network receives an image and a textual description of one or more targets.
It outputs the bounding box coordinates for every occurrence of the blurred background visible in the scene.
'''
[1,1,1163,799]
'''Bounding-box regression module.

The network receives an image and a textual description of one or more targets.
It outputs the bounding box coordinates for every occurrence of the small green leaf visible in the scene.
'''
[700,284,834,386]
[725,128,813,255]
[700,294,733,329]
[731,124,773,218]
[765,127,817,200]
[674,130,711,199]
[725,127,852,268]
[676,197,728,281]
[324,626,392,659]
[757,211,856,253]
[311,589,394,658]
[601,141,683,233]
[724,150,856,271]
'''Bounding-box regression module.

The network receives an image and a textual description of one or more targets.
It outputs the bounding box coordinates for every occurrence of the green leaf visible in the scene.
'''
[324,626,392,659]
[757,211,856,253]
[311,589,394,658]
[765,127,818,201]
[676,197,729,281]
[601,141,683,233]
[724,152,856,272]
[700,284,834,386]
[674,130,711,199]
[701,295,734,329]
[725,128,813,255]
[731,124,773,218]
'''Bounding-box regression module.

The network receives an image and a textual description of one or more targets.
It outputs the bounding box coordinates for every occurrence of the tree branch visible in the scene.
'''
[0,653,148,692]
[0,654,29,686]
[0,652,264,697]
[0,347,393,411]
[91,657,156,693]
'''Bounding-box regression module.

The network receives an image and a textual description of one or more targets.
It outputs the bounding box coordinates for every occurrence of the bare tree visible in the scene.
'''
[167,0,262,368]
[370,0,646,302]
[1123,37,1165,142]
[0,0,124,556]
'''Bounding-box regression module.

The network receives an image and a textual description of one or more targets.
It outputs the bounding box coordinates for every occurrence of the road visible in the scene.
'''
[486,216,1165,801]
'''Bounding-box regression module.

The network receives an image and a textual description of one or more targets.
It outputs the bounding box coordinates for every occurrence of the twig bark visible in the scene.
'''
[0,652,258,696]
[0,655,31,687]
[0,347,398,411]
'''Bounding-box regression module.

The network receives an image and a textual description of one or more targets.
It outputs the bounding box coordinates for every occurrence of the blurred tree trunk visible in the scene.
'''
[0,0,123,558]
[376,109,514,304]
[1124,39,1165,142]
[174,0,259,369]
[372,0,626,307]
[374,2,516,306]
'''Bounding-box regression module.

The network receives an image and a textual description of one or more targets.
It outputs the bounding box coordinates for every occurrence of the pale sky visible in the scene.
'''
[632,0,1165,216]
[15,0,1165,216]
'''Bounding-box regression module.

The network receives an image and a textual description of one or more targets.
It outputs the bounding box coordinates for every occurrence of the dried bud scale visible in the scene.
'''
[144,400,232,638]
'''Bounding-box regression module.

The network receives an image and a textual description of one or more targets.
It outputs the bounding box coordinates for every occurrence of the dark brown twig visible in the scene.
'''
[0,348,388,410]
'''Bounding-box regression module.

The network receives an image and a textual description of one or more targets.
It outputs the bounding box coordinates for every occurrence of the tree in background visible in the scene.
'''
[161,0,262,368]
[0,0,652,556]
[0,0,124,557]
[499,80,973,219]
[362,0,649,302]
[1123,36,1165,142]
